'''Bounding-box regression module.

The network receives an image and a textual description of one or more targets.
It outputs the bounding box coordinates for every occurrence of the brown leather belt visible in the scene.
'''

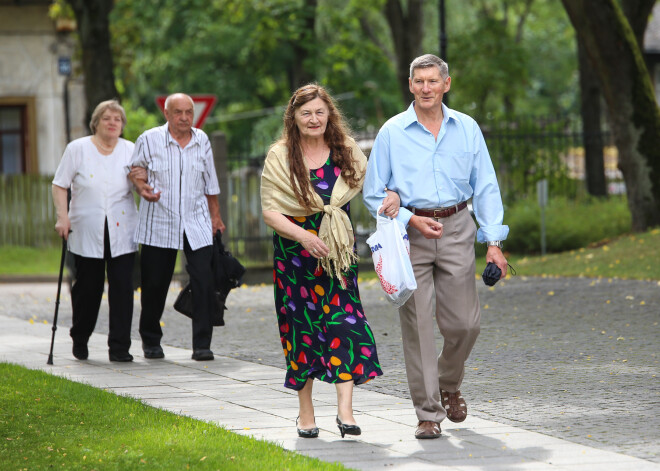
[408,201,468,219]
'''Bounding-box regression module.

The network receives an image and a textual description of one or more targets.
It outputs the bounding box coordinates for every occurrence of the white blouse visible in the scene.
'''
[53,136,138,258]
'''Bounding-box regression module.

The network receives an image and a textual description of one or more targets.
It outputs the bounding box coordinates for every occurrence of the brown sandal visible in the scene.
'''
[440,389,467,423]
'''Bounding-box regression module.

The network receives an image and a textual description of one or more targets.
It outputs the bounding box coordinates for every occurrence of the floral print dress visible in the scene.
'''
[273,153,383,390]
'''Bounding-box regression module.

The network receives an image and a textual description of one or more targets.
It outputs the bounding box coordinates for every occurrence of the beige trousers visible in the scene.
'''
[399,208,480,423]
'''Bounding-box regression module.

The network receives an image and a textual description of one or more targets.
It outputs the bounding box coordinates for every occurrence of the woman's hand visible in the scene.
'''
[52,184,71,240]
[379,189,401,218]
[301,233,329,259]
[54,216,71,240]
[263,210,329,259]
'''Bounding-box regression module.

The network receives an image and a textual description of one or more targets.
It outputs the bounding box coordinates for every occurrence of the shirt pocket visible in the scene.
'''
[191,160,207,190]
[149,160,170,190]
[438,151,473,182]
[192,160,206,173]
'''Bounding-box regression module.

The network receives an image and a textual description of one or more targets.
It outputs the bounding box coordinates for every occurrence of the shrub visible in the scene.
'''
[500,195,631,254]
[474,195,631,256]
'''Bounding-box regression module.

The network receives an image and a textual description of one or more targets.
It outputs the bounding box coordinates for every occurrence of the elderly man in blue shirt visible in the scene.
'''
[363,54,509,439]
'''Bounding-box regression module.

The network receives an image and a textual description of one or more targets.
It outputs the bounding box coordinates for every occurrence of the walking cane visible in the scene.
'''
[47,236,67,365]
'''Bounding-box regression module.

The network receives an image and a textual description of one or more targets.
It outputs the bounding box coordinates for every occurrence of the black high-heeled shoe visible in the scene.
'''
[336,415,361,438]
[296,416,319,438]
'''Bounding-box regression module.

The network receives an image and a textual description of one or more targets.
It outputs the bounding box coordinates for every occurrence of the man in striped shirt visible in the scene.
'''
[129,93,225,362]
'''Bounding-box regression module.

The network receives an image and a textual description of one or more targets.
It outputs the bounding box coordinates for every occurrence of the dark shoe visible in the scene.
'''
[440,389,467,423]
[143,344,164,359]
[192,349,214,361]
[336,415,361,438]
[72,342,88,360]
[415,420,441,439]
[109,351,134,362]
[296,416,319,438]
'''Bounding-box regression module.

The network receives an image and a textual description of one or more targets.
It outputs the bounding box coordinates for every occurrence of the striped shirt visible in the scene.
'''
[130,124,220,251]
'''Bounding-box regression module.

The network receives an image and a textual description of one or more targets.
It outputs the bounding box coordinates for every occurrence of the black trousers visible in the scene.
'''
[70,220,135,354]
[139,234,215,350]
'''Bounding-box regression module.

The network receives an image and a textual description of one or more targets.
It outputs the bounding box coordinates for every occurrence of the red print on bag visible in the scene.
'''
[375,254,398,295]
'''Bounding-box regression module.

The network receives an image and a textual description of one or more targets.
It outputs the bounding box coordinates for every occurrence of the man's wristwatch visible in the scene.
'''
[487,240,503,249]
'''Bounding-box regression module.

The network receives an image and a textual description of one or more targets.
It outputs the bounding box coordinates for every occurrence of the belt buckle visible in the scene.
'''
[433,204,457,218]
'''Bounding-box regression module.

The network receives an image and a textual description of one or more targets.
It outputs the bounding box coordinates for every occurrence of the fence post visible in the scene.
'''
[211,131,229,230]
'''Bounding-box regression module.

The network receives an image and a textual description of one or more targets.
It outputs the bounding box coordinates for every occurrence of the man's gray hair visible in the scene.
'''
[164,93,194,110]
[409,54,449,79]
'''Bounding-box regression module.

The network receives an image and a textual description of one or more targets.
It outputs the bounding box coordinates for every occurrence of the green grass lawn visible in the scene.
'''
[0,245,65,276]
[502,227,660,280]
[0,363,349,471]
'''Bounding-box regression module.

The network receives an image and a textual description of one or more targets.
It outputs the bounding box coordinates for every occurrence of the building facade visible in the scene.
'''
[0,0,85,176]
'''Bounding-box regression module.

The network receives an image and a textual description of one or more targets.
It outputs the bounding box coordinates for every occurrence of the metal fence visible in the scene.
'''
[480,114,617,204]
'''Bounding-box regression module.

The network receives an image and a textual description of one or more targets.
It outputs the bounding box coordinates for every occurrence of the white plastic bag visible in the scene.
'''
[366,207,417,307]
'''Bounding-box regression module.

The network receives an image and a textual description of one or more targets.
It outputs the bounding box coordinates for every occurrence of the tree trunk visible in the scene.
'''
[577,37,607,197]
[67,0,118,131]
[289,0,318,91]
[621,0,657,47]
[561,0,660,231]
[384,0,424,104]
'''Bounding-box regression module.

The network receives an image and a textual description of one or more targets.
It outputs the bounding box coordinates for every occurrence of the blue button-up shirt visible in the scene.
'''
[363,102,508,243]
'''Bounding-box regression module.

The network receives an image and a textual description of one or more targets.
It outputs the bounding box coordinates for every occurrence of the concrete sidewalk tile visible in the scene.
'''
[262,435,359,451]
[246,377,287,386]
[449,458,560,470]
[512,439,658,466]
[219,415,294,430]
[389,435,509,459]
[353,413,412,427]
[355,460,461,471]
[173,377,244,389]
[182,382,257,394]
[128,390,201,399]
[226,395,301,411]
[367,406,418,417]
[557,460,660,471]
[194,407,275,420]
[104,384,185,396]
[436,454,555,470]
[268,404,337,420]
[302,445,412,463]
[450,417,531,433]
[227,390,298,404]
[219,368,285,381]
[142,395,225,407]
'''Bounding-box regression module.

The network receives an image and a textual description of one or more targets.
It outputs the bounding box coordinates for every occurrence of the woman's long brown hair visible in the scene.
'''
[279,84,361,212]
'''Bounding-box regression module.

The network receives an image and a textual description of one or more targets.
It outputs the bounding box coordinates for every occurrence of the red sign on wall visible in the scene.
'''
[155,95,217,129]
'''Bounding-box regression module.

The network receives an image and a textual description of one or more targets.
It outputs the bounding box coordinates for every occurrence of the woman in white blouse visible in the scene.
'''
[52,100,138,362]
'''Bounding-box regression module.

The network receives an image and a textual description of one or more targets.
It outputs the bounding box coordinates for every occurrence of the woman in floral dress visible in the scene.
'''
[261,84,399,438]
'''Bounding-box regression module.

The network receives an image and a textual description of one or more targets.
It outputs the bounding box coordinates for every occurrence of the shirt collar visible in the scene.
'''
[404,101,456,129]
[164,123,200,147]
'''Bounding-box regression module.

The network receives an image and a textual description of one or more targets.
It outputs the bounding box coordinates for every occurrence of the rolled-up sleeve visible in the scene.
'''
[470,125,509,243]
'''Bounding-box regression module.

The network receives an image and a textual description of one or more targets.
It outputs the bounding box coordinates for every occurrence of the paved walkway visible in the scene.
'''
[2,277,659,469]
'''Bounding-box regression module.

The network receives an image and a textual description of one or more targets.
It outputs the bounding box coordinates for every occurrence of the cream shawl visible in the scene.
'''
[261,137,367,288]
